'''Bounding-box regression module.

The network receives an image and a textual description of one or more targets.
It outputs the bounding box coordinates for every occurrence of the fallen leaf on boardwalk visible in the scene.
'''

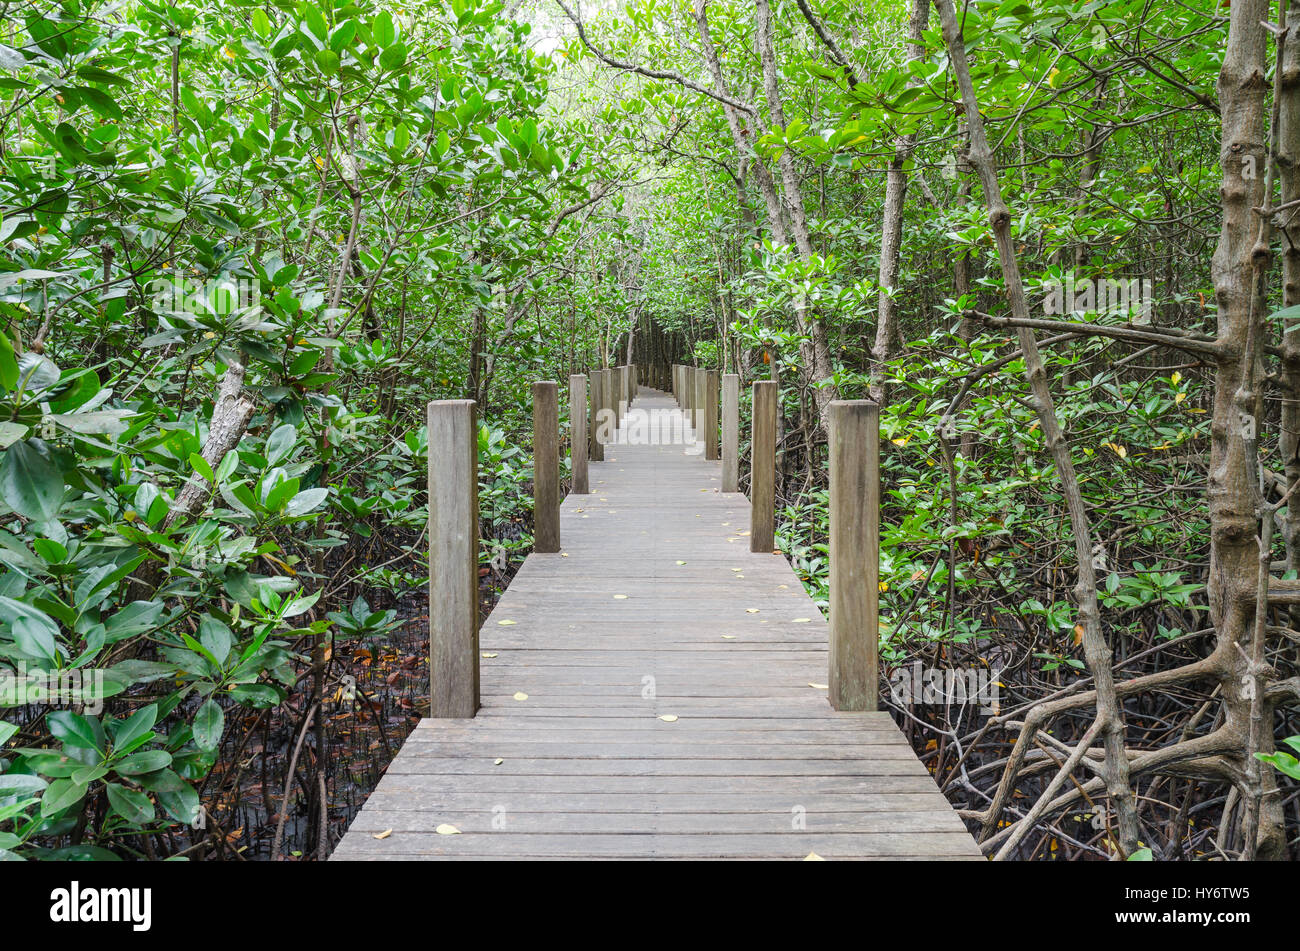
[613,594,628,599]
[804,851,825,861]
[372,829,392,840]
[792,618,811,624]
[746,608,760,614]
[676,560,687,565]
[731,567,743,572]
[575,508,584,513]
[721,635,736,639]
[736,574,744,579]
[659,714,678,722]
[561,552,569,557]
[435,824,461,835]
[600,497,608,501]
[481,652,498,658]
[737,530,750,536]
[778,584,788,589]
[809,683,828,690]
[513,692,528,701]
[498,619,517,626]
[721,522,731,526]
[494,758,504,765]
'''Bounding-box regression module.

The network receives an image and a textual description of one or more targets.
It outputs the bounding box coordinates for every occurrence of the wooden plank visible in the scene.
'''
[722,372,739,492]
[569,374,588,494]
[589,368,605,463]
[426,400,478,718]
[705,369,719,460]
[750,380,776,553]
[829,399,879,710]
[532,381,560,553]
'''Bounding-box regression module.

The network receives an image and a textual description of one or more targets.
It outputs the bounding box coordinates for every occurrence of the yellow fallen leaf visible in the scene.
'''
[792,618,811,624]
[435,824,461,835]
[372,829,392,840]
[513,692,528,701]
[613,594,628,599]
[481,652,498,658]
[809,683,828,690]
[804,851,825,861]
[494,758,504,765]
[721,635,736,639]
[498,619,516,626]
[677,560,687,565]
[658,714,678,722]
[746,608,760,614]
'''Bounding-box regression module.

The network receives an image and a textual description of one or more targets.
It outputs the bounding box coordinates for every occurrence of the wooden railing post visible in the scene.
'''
[705,369,720,461]
[533,381,560,553]
[750,380,776,553]
[590,368,605,463]
[427,399,479,717]
[619,365,630,420]
[693,367,705,444]
[722,373,739,491]
[828,400,879,711]
[569,374,588,494]
[602,368,617,447]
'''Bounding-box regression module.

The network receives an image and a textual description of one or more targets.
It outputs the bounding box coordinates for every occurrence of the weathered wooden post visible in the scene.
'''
[569,374,588,494]
[618,365,630,420]
[590,368,605,463]
[533,382,560,553]
[427,400,479,717]
[693,367,706,447]
[828,400,879,711]
[705,369,720,461]
[750,380,776,553]
[722,373,739,491]
[603,367,617,447]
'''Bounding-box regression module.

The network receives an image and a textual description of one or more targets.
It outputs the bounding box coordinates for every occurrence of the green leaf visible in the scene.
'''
[265,423,296,465]
[40,778,87,817]
[0,441,63,522]
[286,487,328,516]
[372,10,396,46]
[47,711,104,752]
[0,772,46,797]
[192,699,224,752]
[0,332,17,391]
[189,452,215,483]
[105,782,154,825]
[113,750,172,776]
[379,42,407,71]
[112,704,158,754]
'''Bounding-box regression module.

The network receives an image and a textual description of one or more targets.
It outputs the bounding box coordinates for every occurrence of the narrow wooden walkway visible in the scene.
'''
[333,388,981,860]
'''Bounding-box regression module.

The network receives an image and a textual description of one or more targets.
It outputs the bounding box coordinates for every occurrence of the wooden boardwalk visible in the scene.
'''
[332,389,981,860]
